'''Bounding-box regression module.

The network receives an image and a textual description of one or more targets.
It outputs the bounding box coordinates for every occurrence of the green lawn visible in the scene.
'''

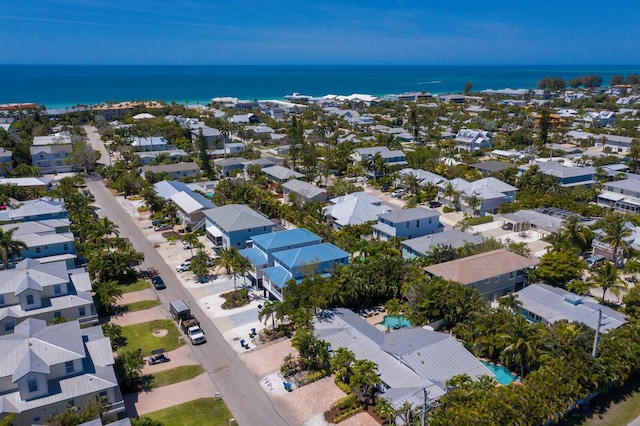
[117,279,150,294]
[122,300,161,313]
[119,319,184,356]
[561,373,640,426]
[145,398,233,426]
[148,365,205,388]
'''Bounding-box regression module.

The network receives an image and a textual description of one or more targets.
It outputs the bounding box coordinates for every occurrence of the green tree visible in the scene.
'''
[214,247,241,289]
[130,417,164,426]
[350,359,381,404]
[195,128,213,178]
[115,349,145,391]
[0,226,27,266]
[102,322,126,350]
[601,216,632,268]
[68,141,100,174]
[463,82,473,93]
[384,298,402,329]
[93,280,124,315]
[330,347,356,384]
[188,247,211,281]
[258,300,288,331]
[588,262,627,301]
[181,232,201,257]
[530,251,585,288]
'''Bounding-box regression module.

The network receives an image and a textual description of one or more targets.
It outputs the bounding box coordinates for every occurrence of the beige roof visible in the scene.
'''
[424,249,537,284]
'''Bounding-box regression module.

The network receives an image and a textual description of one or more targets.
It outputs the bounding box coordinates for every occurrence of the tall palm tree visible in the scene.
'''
[562,215,588,252]
[214,247,241,289]
[0,227,27,267]
[601,216,632,268]
[465,192,482,217]
[403,173,421,196]
[93,280,123,314]
[181,232,201,257]
[443,181,458,209]
[588,262,627,301]
[258,300,287,331]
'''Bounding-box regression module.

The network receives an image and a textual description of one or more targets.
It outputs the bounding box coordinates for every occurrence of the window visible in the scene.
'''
[416,220,420,227]
[247,228,252,232]
[4,322,15,332]
[406,222,410,228]
[0,294,4,305]
[54,285,61,295]
[509,271,516,280]
[494,276,499,283]
[65,361,74,374]
[26,294,34,305]
[63,243,69,251]
[484,279,490,285]
[54,311,61,318]
[35,247,41,253]
[79,307,86,317]
[28,379,38,392]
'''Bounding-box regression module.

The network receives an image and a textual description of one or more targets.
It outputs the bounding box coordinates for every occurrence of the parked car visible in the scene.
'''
[501,222,514,231]
[154,223,172,232]
[391,189,405,198]
[586,255,606,269]
[147,348,170,365]
[176,260,191,272]
[182,241,191,250]
[428,201,442,208]
[152,275,166,290]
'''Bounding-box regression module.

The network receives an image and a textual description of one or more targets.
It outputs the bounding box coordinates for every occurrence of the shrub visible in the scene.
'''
[333,394,358,410]
[332,406,364,423]
[334,376,351,394]
[307,369,329,383]
[464,215,493,227]
[443,206,454,213]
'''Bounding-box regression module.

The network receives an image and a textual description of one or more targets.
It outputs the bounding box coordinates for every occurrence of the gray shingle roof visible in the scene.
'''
[377,207,439,223]
[402,230,484,256]
[282,179,327,199]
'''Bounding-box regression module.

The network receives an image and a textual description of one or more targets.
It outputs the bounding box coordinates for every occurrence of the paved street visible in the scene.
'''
[84,174,289,426]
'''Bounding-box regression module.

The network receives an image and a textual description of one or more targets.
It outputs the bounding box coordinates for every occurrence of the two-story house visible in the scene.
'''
[131,136,170,151]
[597,178,640,214]
[30,134,74,174]
[0,319,124,425]
[203,204,274,249]
[373,208,443,241]
[591,221,640,263]
[282,179,328,204]
[0,258,98,334]
[455,129,493,152]
[350,147,408,178]
[239,228,323,287]
[262,242,350,302]
[424,249,538,301]
[1,219,76,268]
[169,190,216,232]
[437,177,517,216]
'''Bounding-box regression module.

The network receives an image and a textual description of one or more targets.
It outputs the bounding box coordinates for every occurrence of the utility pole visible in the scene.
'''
[592,309,602,358]
[422,387,428,426]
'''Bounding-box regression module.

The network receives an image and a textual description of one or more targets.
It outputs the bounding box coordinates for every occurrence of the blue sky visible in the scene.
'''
[2,0,639,65]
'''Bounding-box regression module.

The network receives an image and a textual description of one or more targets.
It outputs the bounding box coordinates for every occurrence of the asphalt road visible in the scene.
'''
[84,175,289,426]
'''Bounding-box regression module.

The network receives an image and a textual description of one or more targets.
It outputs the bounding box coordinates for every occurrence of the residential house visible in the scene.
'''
[313,308,494,410]
[169,190,216,231]
[139,163,201,180]
[350,147,408,178]
[239,228,322,287]
[373,208,443,241]
[30,134,74,174]
[1,219,76,268]
[397,168,447,187]
[0,198,67,223]
[518,161,596,188]
[596,134,635,152]
[592,221,640,262]
[455,129,493,151]
[225,142,245,156]
[261,166,303,183]
[214,158,246,177]
[0,258,98,334]
[424,249,538,301]
[282,179,328,204]
[229,113,259,124]
[131,136,170,152]
[262,243,349,302]
[402,230,484,260]
[246,123,274,135]
[132,112,155,121]
[437,177,517,216]
[582,110,617,128]
[153,180,192,200]
[0,147,12,176]
[0,122,18,141]
[470,161,516,176]
[134,149,189,165]
[0,177,52,191]
[190,125,226,149]
[500,207,593,240]
[0,319,124,424]
[204,204,274,249]
[324,195,392,229]
[597,179,640,214]
[244,158,277,171]
[515,284,627,332]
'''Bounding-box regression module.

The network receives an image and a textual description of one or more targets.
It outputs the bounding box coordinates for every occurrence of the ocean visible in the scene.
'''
[0,65,638,109]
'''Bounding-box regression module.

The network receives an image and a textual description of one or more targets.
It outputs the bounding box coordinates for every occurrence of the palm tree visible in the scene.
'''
[258,300,288,331]
[181,232,201,257]
[349,359,381,404]
[601,216,632,268]
[0,227,27,267]
[588,262,627,301]
[403,173,421,196]
[330,347,355,383]
[465,192,482,217]
[214,247,240,289]
[561,215,588,252]
[498,293,522,313]
[443,181,458,209]
[93,280,123,314]
[234,252,252,288]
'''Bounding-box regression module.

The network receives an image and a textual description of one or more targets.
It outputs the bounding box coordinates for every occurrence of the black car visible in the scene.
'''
[152,276,166,290]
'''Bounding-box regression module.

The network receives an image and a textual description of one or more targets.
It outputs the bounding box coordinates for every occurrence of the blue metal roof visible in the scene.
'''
[263,266,292,289]
[272,242,349,269]
[251,228,321,252]
[239,247,268,267]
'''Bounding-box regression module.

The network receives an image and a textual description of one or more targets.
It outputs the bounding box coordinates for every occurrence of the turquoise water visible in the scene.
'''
[1,65,638,108]
[378,315,412,329]
[481,361,519,385]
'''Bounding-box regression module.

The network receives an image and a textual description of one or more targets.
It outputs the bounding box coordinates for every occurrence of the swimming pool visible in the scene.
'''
[481,361,519,385]
[377,315,412,329]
